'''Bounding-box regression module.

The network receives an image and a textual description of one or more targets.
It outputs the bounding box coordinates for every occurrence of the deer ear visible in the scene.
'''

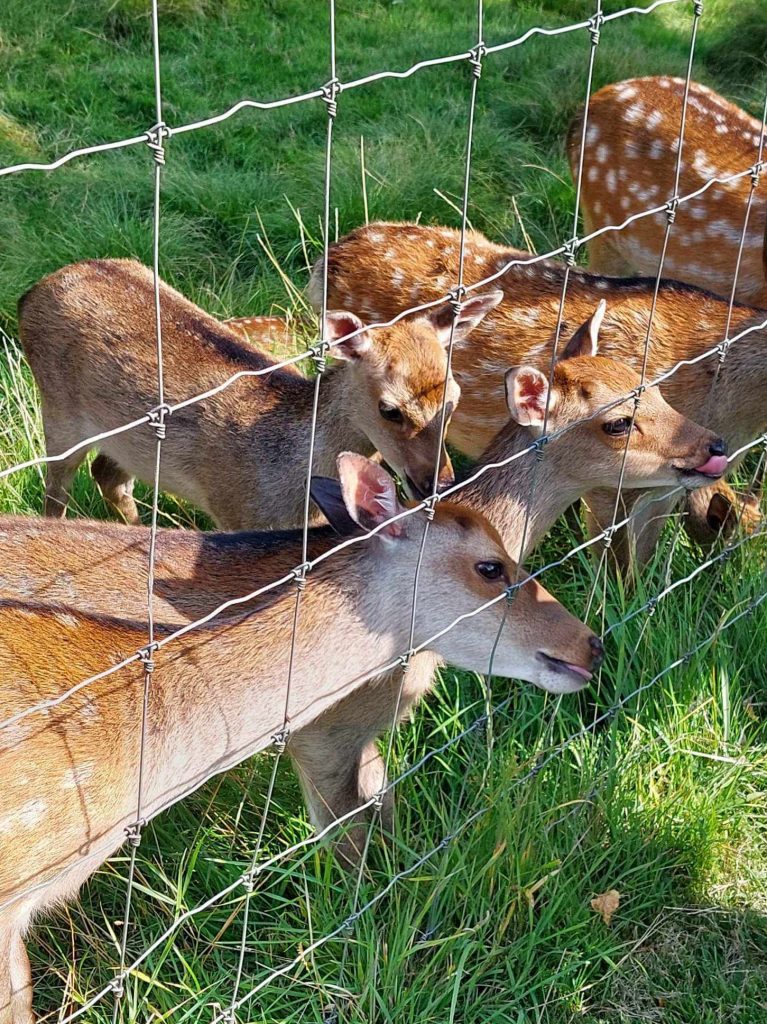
[336,452,407,539]
[505,366,556,428]
[430,290,504,347]
[559,299,606,360]
[324,311,372,361]
[309,476,362,536]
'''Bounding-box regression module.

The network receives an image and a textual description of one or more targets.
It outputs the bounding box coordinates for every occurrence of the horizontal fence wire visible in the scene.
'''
[1,0,766,1020]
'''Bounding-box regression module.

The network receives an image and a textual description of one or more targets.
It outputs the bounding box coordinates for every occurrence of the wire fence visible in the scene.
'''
[1,0,766,1020]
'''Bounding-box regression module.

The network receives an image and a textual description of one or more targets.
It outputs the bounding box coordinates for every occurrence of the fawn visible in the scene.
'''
[0,455,603,1022]
[567,76,767,307]
[0,322,725,869]
[18,259,502,527]
[305,220,764,570]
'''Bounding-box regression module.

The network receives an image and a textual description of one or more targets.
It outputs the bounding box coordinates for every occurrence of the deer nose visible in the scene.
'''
[709,437,727,457]
[437,457,455,492]
[589,635,604,670]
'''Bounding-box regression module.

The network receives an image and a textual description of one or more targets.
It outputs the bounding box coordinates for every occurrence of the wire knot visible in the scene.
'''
[124,820,145,847]
[144,122,170,165]
[241,871,255,893]
[602,524,617,549]
[717,338,732,363]
[110,972,127,998]
[271,728,289,755]
[468,43,485,79]
[563,237,580,267]
[423,492,441,521]
[751,160,763,189]
[630,383,646,402]
[665,196,679,224]
[293,562,311,591]
[139,643,158,673]
[398,648,416,670]
[646,595,659,616]
[693,0,703,16]
[310,339,330,374]
[372,788,386,811]
[532,434,549,462]
[448,284,467,318]
[321,78,341,119]
[588,11,603,46]
[148,403,172,440]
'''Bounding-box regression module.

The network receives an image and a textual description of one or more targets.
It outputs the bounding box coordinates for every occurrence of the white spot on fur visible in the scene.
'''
[596,143,608,163]
[625,102,646,125]
[369,231,384,243]
[0,799,48,834]
[649,140,664,160]
[62,763,95,790]
[586,124,600,145]
[646,111,662,130]
[693,150,718,181]
[620,195,631,211]
[605,168,617,192]
[384,248,395,260]
[587,164,599,183]
[391,269,405,288]
[426,239,435,248]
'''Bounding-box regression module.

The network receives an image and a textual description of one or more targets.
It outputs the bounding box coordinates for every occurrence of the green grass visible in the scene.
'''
[2,1,767,1021]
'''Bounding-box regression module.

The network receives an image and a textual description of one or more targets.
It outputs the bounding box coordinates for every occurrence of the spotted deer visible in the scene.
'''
[0,321,726,875]
[0,455,603,1022]
[18,260,503,528]
[567,76,767,307]
[300,220,767,569]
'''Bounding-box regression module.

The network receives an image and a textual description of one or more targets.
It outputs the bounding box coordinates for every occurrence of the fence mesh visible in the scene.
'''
[0,0,766,1020]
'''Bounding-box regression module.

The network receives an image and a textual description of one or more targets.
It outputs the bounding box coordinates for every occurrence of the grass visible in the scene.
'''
[2,0,767,1021]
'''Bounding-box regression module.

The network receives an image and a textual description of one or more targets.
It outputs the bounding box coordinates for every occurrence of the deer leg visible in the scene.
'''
[91,453,140,526]
[0,926,32,1024]
[40,407,87,519]
[289,655,439,866]
[583,488,681,577]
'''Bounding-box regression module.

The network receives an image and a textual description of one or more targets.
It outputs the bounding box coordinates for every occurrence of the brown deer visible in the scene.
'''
[18,259,503,527]
[303,220,765,569]
[0,454,603,1023]
[567,76,767,307]
[0,328,725,873]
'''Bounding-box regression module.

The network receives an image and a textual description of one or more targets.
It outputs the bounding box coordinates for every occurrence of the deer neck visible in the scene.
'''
[301,364,376,476]
[457,424,582,561]
[704,320,767,446]
[143,529,424,814]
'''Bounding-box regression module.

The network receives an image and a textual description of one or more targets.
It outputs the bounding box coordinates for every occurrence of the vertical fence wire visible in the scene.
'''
[110,1,167,1017]
[584,0,703,623]
[221,3,338,1016]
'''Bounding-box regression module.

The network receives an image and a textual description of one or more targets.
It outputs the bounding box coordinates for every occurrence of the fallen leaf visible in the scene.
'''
[590,889,620,926]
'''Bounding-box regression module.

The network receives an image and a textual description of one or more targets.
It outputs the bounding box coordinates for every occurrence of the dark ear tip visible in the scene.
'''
[310,475,361,536]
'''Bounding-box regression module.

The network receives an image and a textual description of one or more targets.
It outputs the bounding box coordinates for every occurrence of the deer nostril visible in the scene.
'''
[589,635,604,669]
[709,438,727,457]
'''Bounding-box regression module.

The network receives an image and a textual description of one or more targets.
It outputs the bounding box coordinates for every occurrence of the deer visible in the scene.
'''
[567,76,767,308]
[299,219,767,571]
[0,319,727,875]
[18,259,503,528]
[0,454,604,1023]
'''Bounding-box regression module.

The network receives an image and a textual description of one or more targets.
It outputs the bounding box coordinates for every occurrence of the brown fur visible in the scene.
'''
[18,259,462,530]
[305,220,767,569]
[0,478,601,1018]
[567,76,767,307]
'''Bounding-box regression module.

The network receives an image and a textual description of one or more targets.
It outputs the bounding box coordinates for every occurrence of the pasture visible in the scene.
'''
[1,0,767,1021]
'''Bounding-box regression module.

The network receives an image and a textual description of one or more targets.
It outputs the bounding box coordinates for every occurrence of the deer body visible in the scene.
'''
[567,77,767,307]
[308,221,764,564]
[0,343,722,889]
[18,259,485,528]
[0,455,602,1022]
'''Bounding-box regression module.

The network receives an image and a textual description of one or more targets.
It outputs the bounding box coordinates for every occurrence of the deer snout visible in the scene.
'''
[675,433,729,486]
[535,632,603,693]
[405,445,455,499]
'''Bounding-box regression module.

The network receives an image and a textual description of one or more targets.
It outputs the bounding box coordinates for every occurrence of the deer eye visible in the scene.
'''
[379,401,404,423]
[603,416,633,437]
[475,560,505,581]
